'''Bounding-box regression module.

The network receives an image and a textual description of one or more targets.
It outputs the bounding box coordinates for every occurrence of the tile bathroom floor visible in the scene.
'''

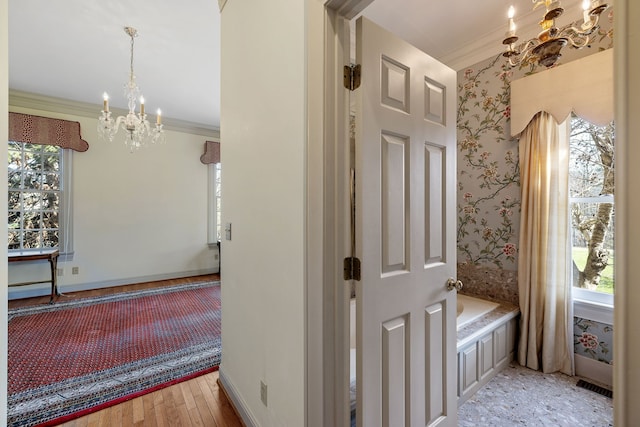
[458,362,613,426]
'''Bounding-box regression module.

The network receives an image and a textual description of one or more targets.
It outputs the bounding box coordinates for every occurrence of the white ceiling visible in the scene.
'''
[8,0,588,130]
[9,0,221,129]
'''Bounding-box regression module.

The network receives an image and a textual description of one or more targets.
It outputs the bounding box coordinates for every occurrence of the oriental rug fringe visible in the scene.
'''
[7,281,222,427]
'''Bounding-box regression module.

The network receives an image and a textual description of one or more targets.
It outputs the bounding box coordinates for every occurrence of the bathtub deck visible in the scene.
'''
[457,297,519,347]
[456,296,520,406]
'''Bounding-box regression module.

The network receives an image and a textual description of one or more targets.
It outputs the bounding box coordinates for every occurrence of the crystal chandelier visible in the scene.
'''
[98,27,165,151]
[502,0,610,68]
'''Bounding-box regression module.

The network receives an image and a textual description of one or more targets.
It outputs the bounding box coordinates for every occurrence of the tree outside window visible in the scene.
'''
[8,141,62,250]
[569,116,615,294]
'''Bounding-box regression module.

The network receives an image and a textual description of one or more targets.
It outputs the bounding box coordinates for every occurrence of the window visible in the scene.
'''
[208,162,222,244]
[215,163,222,241]
[569,116,614,306]
[8,141,72,254]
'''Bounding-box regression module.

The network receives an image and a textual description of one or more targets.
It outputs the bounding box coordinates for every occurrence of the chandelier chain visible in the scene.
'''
[129,33,135,83]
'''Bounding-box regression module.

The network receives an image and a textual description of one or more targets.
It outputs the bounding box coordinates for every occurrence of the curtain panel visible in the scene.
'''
[517,111,573,375]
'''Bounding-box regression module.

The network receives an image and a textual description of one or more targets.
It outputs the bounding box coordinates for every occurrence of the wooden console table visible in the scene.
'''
[8,249,60,304]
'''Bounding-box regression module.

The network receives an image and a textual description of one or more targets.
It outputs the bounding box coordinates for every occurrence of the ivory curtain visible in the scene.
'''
[517,111,573,375]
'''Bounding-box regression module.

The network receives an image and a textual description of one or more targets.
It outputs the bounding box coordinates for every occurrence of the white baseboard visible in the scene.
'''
[575,354,613,388]
[218,368,259,427]
[8,268,219,300]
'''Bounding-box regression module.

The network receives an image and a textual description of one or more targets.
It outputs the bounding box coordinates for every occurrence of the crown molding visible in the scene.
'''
[8,89,221,139]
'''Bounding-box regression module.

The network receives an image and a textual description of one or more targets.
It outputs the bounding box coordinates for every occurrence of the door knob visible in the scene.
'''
[446,278,463,292]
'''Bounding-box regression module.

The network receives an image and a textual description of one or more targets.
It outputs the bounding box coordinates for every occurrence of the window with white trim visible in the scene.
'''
[215,162,222,241]
[569,116,614,306]
[208,162,222,243]
[8,141,73,254]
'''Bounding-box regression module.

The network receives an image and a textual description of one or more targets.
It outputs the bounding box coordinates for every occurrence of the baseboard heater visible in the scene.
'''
[577,379,613,398]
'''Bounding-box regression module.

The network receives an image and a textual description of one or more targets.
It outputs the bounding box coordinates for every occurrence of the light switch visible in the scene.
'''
[225,223,232,240]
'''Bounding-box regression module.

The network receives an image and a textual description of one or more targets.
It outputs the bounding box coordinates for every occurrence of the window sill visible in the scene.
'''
[7,249,74,262]
[573,297,613,325]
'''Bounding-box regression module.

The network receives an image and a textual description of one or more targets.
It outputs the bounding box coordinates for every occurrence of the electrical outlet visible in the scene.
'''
[57,268,64,276]
[72,266,79,275]
[260,381,268,406]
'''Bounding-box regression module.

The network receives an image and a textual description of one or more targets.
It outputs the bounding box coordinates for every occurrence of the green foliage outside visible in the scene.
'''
[572,246,614,294]
[8,142,61,250]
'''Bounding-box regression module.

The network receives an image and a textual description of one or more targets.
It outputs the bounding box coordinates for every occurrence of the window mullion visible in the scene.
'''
[8,142,65,251]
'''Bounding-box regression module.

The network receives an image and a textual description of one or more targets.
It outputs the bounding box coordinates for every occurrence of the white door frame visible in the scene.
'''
[613,1,639,424]
[314,2,374,426]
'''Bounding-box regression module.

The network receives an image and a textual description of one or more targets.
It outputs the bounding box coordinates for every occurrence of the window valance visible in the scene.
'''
[510,48,613,137]
[8,112,89,152]
[200,140,220,164]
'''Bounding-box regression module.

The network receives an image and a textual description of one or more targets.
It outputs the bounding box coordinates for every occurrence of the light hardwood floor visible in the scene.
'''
[57,370,242,427]
[9,274,243,427]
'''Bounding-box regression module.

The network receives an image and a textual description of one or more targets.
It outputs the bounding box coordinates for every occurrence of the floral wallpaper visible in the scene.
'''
[456,13,613,274]
[455,11,614,362]
[574,317,613,364]
[457,56,519,271]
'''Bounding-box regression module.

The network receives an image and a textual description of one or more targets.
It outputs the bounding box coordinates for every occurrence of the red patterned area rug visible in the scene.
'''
[7,281,221,427]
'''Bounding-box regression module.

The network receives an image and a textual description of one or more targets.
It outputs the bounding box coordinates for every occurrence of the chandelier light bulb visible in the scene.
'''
[503,5,518,44]
[156,109,162,125]
[508,6,516,34]
[102,92,109,112]
[582,0,591,23]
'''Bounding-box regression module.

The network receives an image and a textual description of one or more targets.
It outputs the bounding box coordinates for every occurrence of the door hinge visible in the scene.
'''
[343,64,361,91]
[343,256,361,281]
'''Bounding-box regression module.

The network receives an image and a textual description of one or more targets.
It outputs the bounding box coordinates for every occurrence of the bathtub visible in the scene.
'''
[457,294,499,330]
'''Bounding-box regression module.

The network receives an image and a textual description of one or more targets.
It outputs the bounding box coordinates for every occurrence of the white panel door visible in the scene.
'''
[355,16,457,427]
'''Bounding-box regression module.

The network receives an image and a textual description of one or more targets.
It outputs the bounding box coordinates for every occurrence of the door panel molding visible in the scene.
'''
[381,131,409,273]
[382,316,409,427]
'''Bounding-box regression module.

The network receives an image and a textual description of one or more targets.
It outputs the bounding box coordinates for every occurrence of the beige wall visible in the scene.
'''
[1,0,8,420]
[615,0,640,424]
[219,0,311,425]
[7,102,218,298]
